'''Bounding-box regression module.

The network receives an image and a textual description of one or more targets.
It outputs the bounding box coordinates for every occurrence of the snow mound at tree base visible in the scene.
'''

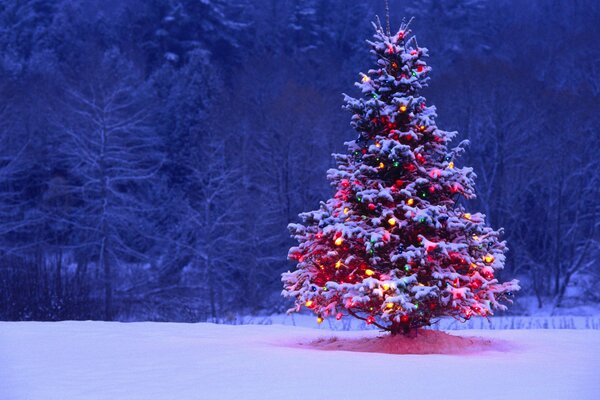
[300,329,512,354]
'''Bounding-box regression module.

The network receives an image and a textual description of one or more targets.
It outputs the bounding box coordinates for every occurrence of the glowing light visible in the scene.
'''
[448,161,455,169]
[375,142,381,147]
[366,315,375,324]
[334,237,344,246]
[386,303,394,309]
[361,74,370,83]
[365,269,375,276]
[400,315,410,323]
[484,254,495,263]
[382,284,390,290]
[305,300,314,308]
[399,105,407,112]
[388,217,397,226]
[336,313,343,320]
[335,260,342,269]
[317,316,323,324]
[463,213,472,220]
[343,207,349,214]
[406,198,414,206]
[472,235,479,240]
[368,203,376,211]
[379,162,385,169]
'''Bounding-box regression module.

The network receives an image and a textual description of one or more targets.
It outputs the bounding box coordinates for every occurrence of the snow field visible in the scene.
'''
[0,322,599,400]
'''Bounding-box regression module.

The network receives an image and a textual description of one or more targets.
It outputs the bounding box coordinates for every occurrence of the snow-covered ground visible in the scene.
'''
[1,321,599,400]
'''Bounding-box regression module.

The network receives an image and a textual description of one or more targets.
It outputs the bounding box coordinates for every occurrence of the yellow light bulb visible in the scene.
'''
[484,254,495,263]
[343,207,349,214]
[399,105,407,112]
[317,316,323,324]
[334,237,344,246]
[407,198,414,206]
[335,260,342,269]
[379,162,385,169]
[464,213,472,220]
[375,142,381,148]
[386,303,394,309]
[382,284,390,291]
[448,161,455,169]
[305,300,314,307]
[473,235,479,240]
[388,217,397,226]
[361,75,370,83]
[365,269,375,276]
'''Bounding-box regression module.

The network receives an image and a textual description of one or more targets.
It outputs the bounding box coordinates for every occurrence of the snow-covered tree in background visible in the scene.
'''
[282,19,520,334]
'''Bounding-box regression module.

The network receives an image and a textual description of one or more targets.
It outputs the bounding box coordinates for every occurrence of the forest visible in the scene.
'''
[0,0,598,321]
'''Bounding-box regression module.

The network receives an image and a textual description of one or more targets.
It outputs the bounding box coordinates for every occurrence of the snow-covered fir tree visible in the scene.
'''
[282,19,520,335]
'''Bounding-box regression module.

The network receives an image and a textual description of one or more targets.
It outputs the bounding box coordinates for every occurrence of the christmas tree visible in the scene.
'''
[282,19,520,335]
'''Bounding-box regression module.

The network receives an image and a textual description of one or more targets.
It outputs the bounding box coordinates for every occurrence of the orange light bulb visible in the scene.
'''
[334,237,344,246]
[388,217,397,226]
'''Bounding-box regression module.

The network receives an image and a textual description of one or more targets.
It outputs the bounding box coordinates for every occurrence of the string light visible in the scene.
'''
[335,237,344,246]
[448,161,455,169]
[361,74,370,83]
[386,303,394,309]
[336,313,343,320]
[406,198,414,206]
[366,315,375,324]
[388,217,397,226]
[463,213,472,220]
[317,316,324,324]
[484,254,495,263]
[399,105,407,112]
[305,300,314,308]
[343,207,349,214]
[365,269,375,276]
[335,260,342,269]
[379,162,385,169]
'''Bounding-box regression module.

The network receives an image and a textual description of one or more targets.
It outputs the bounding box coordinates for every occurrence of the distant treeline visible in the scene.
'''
[0,0,598,321]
